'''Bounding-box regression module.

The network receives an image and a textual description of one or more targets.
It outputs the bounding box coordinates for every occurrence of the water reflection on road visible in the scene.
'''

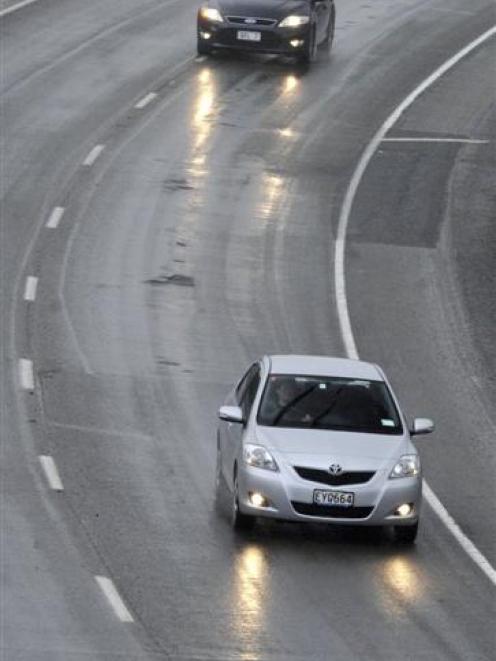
[231,544,270,661]
[378,554,426,617]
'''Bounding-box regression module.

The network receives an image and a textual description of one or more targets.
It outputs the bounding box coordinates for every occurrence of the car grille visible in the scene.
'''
[226,16,278,27]
[291,502,374,519]
[294,467,375,487]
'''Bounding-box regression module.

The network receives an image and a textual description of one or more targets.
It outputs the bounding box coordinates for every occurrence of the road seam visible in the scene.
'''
[334,24,496,585]
[382,137,490,144]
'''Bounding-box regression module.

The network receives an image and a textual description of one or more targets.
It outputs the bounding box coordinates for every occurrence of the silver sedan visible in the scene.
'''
[216,355,434,543]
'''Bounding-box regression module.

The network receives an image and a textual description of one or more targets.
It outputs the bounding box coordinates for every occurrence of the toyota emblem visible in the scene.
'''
[329,464,343,476]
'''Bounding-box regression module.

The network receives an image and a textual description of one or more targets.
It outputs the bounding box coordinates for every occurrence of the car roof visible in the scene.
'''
[267,355,384,381]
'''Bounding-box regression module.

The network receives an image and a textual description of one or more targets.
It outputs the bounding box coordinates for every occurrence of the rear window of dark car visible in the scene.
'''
[257,374,403,434]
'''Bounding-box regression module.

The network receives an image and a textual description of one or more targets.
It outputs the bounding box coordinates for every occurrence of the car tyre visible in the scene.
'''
[197,39,212,56]
[214,445,223,504]
[299,27,317,65]
[394,522,418,544]
[232,474,256,531]
[321,11,335,49]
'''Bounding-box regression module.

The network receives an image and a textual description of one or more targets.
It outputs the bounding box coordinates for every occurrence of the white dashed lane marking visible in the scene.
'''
[135,92,158,109]
[24,276,38,301]
[19,358,34,391]
[39,456,64,491]
[46,206,65,229]
[95,576,134,622]
[83,144,105,166]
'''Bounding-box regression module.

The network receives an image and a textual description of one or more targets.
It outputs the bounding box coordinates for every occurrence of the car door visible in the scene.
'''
[219,364,253,485]
[222,363,261,490]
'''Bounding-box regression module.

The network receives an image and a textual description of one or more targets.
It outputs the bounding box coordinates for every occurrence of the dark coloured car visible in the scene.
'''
[197,0,335,64]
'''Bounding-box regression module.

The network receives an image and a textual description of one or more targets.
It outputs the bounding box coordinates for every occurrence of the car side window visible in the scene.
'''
[238,365,261,419]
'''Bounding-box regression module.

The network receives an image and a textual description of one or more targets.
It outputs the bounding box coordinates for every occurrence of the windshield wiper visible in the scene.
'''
[310,386,345,427]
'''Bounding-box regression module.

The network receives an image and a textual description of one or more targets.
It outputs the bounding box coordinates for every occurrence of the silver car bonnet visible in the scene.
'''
[255,425,408,469]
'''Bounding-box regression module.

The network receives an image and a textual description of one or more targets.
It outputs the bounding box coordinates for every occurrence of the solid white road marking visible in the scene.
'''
[423,483,496,583]
[382,137,490,144]
[334,25,496,585]
[83,144,105,166]
[19,358,34,390]
[0,0,40,17]
[135,92,158,109]
[45,206,65,229]
[24,276,38,301]
[39,455,64,491]
[95,576,134,622]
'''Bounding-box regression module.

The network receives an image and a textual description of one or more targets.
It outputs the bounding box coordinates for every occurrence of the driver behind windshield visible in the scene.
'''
[257,375,402,434]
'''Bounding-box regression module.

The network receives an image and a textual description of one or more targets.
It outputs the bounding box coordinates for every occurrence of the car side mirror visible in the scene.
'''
[218,405,244,424]
[410,418,434,436]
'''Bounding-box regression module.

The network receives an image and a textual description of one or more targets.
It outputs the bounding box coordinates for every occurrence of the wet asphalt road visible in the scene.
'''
[1,0,495,659]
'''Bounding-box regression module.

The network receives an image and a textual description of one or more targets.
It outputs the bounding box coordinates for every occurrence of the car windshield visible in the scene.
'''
[257,374,403,434]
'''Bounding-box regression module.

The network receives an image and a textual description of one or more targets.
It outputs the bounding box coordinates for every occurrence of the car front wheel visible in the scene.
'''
[394,522,419,544]
[197,38,211,56]
[322,11,335,49]
[215,446,223,501]
[298,27,317,65]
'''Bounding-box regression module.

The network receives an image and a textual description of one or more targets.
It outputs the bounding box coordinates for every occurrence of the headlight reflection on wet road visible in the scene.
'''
[278,127,295,138]
[192,67,217,158]
[259,173,285,222]
[232,545,270,660]
[183,66,219,234]
[379,556,425,617]
[283,74,299,94]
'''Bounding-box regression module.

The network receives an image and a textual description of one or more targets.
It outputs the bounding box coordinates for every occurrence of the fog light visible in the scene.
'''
[249,492,268,508]
[395,503,413,517]
[200,31,211,39]
[290,39,304,48]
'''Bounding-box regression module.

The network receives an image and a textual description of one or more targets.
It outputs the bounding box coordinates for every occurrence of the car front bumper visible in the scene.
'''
[197,19,311,56]
[237,463,422,527]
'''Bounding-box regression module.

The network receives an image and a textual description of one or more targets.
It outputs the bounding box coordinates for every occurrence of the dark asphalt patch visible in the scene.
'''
[349,141,460,248]
[162,178,194,192]
[145,274,195,287]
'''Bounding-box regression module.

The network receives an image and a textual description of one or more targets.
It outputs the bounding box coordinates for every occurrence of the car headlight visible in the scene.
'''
[279,15,310,28]
[390,454,420,479]
[200,6,224,22]
[244,444,278,471]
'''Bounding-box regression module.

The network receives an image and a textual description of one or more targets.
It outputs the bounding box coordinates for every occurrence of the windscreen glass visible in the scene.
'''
[257,374,403,434]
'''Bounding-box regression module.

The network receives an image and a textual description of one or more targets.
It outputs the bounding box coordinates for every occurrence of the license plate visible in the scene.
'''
[237,30,261,42]
[313,490,354,508]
